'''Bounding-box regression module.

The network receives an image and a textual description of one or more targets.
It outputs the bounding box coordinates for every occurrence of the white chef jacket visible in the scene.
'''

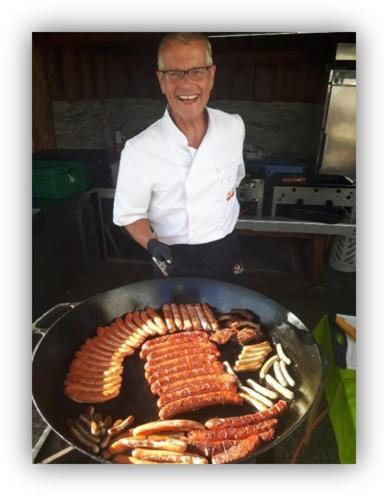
[113,106,245,245]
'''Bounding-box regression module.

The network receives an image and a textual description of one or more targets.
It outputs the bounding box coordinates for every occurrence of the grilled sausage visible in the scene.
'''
[193,303,212,331]
[158,391,243,420]
[144,340,218,362]
[140,330,208,355]
[211,434,260,464]
[178,304,192,331]
[156,373,236,396]
[68,420,100,454]
[132,311,157,337]
[150,366,224,394]
[145,352,219,373]
[145,307,167,334]
[188,419,279,443]
[146,360,223,384]
[145,347,220,368]
[204,400,287,430]
[107,415,135,436]
[140,310,164,335]
[65,374,122,389]
[64,386,120,403]
[162,304,177,333]
[157,381,237,408]
[124,313,150,338]
[201,304,219,331]
[186,304,201,331]
[133,419,205,437]
[131,448,208,464]
[170,303,184,331]
[104,435,187,457]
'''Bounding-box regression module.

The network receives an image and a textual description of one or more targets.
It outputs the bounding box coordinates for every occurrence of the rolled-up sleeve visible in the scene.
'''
[113,141,151,226]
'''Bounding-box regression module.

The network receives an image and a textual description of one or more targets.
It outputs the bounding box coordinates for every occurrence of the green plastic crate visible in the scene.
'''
[32,160,88,199]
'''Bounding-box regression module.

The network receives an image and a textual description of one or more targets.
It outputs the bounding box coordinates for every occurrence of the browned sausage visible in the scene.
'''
[187,419,278,442]
[178,304,192,331]
[186,304,201,331]
[124,313,150,338]
[158,391,243,419]
[204,400,288,430]
[162,304,177,333]
[144,340,217,362]
[211,434,260,464]
[147,361,224,388]
[140,330,208,355]
[194,303,212,331]
[145,346,220,367]
[132,310,158,337]
[152,372,235,396]
[170,303,184,331]
[131,448,208,464]
[201,304,219,331]
[64,386,120,403]
[145,307,167,334]
[157,381,237,408]
[145,358,223,383]
[139,310,163,334]
[145,352,219,373]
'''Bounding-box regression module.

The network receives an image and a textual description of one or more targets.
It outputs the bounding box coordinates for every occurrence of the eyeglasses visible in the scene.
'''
[160,66,212,83]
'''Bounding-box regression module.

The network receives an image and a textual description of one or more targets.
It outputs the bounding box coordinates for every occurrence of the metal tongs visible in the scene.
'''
[152,257,170,277]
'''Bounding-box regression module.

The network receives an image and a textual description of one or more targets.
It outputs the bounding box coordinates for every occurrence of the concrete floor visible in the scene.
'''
[32,235,356,463]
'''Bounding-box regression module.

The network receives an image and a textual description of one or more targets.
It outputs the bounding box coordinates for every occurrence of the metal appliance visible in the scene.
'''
[316,44,356,178]
[237,177,265,218]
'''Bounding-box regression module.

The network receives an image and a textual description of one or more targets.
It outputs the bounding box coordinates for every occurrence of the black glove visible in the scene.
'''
[147,239,173,264]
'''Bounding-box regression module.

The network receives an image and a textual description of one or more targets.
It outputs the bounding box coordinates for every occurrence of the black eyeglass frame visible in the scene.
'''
[159,66,213,80]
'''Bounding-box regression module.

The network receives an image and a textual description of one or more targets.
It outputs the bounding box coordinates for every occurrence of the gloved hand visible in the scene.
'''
[147,238,173,264]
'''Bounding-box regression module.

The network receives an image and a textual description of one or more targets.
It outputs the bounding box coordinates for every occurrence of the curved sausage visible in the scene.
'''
[124,313,150,338]
[132,310,157,337]
[158,391,243,419]
[145,307,167,334]
[145,346,220,367]
[140,310,164,335]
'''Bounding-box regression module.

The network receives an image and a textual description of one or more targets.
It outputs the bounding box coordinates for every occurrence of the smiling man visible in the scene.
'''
[113,33,246,280]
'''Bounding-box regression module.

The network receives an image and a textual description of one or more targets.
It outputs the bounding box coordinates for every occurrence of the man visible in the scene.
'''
[113,33,245,281]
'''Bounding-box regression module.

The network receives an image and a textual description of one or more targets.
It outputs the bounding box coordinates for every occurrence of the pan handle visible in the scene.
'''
[32,302,80,337]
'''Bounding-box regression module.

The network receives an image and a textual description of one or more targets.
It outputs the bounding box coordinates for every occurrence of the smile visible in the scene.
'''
[177,94,200,102]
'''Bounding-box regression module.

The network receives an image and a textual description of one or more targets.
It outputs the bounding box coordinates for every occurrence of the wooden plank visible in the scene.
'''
[94,52,108,98]
[253,64,274,102]
[32,43,56,151]
[79,48,95,99]
[62,44,81,100]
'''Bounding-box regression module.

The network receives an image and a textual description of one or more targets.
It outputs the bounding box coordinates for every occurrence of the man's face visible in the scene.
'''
[157,40,216,123]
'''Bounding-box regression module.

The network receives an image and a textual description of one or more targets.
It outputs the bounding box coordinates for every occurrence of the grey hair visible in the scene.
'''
[157,32,213,70]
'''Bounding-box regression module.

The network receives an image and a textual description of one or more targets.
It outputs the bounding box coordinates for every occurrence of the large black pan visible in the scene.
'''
[32,277,323,463]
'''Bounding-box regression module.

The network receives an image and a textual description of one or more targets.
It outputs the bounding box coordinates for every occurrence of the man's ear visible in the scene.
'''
[156,71,166,95]
[209,65,216,91]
